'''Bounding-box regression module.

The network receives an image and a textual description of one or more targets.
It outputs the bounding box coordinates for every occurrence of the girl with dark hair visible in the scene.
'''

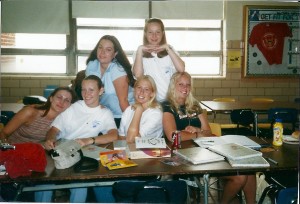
[0,87,77,144]
[133,18,185,102]
[85,35,135,127]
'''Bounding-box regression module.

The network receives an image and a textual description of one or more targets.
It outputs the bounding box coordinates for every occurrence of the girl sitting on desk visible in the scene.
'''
[162,72,256,204]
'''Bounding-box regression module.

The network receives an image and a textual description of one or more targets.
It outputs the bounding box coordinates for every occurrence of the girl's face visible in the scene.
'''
[97,39,117,66]
[50,90,72,113]
[134,80,154,105]
[175,75,191,100]
[145,22,163,46]
[81,79,103,108]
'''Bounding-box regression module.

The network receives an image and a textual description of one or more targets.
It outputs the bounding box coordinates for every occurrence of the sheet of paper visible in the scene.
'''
[135,137,166,149]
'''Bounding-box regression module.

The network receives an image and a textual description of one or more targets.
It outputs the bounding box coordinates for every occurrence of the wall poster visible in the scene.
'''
[243,5,300,78]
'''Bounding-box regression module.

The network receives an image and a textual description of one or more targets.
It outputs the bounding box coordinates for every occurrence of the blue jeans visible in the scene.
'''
[93,186,115,203]
[34,184,87,203]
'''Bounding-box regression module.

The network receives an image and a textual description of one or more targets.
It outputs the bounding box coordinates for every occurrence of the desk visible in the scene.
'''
[0,138,298,204]
[1,103,24,113]
[200,101,299,115]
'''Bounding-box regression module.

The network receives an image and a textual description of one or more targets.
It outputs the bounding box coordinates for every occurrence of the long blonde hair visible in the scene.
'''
[134,75,160,109]
[166,72,202,115]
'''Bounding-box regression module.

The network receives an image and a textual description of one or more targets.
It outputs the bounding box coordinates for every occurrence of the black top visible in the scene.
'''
[162,101,202,131]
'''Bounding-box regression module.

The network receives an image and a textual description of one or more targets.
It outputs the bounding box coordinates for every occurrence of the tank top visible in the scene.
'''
[8,114,53,144]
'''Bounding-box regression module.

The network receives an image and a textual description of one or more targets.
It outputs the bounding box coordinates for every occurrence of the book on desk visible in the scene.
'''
[227,156,269,167]
[126,143,171,159]
[174,147,225,165]
[208,143,262,161]
[193,135,261,149]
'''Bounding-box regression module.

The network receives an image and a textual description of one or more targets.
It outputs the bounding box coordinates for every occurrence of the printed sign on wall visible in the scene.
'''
[243,6,300,78]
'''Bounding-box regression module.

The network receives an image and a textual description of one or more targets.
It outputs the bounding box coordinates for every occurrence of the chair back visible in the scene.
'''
[251,98,274,103]
[209,123,222,136]
[230,109,255,126]
[0,111,15,126]
[213,98,235,102]
[230,109,255,136]
[268,108,298,131]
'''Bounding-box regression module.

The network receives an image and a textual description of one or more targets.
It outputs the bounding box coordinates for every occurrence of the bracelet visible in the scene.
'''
[91,137,95,145]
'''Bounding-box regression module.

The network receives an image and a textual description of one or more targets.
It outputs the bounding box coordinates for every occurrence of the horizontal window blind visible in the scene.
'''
[72,1,149,18]
[2,0,69,34]
[152,1,224,20]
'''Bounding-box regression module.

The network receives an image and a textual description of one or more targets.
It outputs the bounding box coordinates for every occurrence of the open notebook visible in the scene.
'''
[194,135,261,149]
[208,143,262,161]
[174,147,225,165]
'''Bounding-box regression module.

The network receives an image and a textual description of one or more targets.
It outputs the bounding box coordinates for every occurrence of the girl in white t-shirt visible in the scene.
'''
[132,18,185,102]
[119,75,163,143]
[43,75,118,203]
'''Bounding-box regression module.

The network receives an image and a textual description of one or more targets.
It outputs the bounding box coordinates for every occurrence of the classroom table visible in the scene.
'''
[0,137,298,204]
[1,103,24,113]
[200,101,300,135]
[200,101,299,116]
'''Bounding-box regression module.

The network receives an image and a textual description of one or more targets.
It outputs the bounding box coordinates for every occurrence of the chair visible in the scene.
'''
[0,111,15,126]
[209,123,222,136]
[258,173,298,204]
[213,98,236,102]
[258,108,298,137]
[229,109,256,136]
[112,180,188,203]
[251,98,274,103]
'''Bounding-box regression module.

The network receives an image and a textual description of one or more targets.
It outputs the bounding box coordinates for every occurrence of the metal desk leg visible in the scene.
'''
[254,112,258,137]
[203,174,210,204]
[14,183,24,201]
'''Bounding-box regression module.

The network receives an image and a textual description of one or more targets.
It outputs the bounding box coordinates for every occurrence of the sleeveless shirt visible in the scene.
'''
[8,114,53,144]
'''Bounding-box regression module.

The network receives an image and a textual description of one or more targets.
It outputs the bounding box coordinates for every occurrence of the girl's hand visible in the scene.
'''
[75,138,91,147]
[44,139,55,150]
[184,125,198,134]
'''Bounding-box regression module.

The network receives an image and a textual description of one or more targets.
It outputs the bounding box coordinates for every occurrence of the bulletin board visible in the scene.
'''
[243,5,300,78]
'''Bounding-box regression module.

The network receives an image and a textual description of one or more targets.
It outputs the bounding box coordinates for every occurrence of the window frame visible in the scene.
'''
[1,19,225,78]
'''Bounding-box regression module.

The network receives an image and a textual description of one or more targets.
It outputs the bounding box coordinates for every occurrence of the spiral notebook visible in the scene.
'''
[174,147,225,165]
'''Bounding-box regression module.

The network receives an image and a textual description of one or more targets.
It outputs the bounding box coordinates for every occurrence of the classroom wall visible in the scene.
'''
[1,1,299,118]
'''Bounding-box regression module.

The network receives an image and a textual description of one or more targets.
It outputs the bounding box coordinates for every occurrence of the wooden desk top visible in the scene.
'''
[200,101,300,113]
[0,137,298,184]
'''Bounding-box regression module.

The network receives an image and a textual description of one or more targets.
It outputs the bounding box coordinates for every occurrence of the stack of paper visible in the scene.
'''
[193,135,261,149]
[174,147,224,165]
[208,143,269,168]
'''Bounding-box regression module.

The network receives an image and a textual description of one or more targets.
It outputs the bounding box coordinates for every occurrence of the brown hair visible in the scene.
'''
[36,87,77,117]
[86,35,135,87]
[143,18,168,58]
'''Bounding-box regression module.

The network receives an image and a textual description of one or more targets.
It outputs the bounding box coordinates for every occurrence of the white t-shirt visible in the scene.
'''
[118,105,163,138]
[52,100,117,140]
[133,49,179,102]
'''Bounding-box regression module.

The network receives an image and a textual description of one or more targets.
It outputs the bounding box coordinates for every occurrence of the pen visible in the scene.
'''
[265,157,278,165]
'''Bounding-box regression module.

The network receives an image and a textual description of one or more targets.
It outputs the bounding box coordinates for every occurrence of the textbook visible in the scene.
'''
[193,135,261,149]
[126,143,171,159]
[227,156,270,168]
[174,147,225,165]
[81,145,110,160]
[208,143,262,161]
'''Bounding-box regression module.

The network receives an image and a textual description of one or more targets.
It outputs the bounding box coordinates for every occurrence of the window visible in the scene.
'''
[76,18,223,77]
[1,1,224,77]
[1,33,67,74]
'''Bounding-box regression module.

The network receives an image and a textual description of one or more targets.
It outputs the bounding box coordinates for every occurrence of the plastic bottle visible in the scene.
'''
[273,118,283,146]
